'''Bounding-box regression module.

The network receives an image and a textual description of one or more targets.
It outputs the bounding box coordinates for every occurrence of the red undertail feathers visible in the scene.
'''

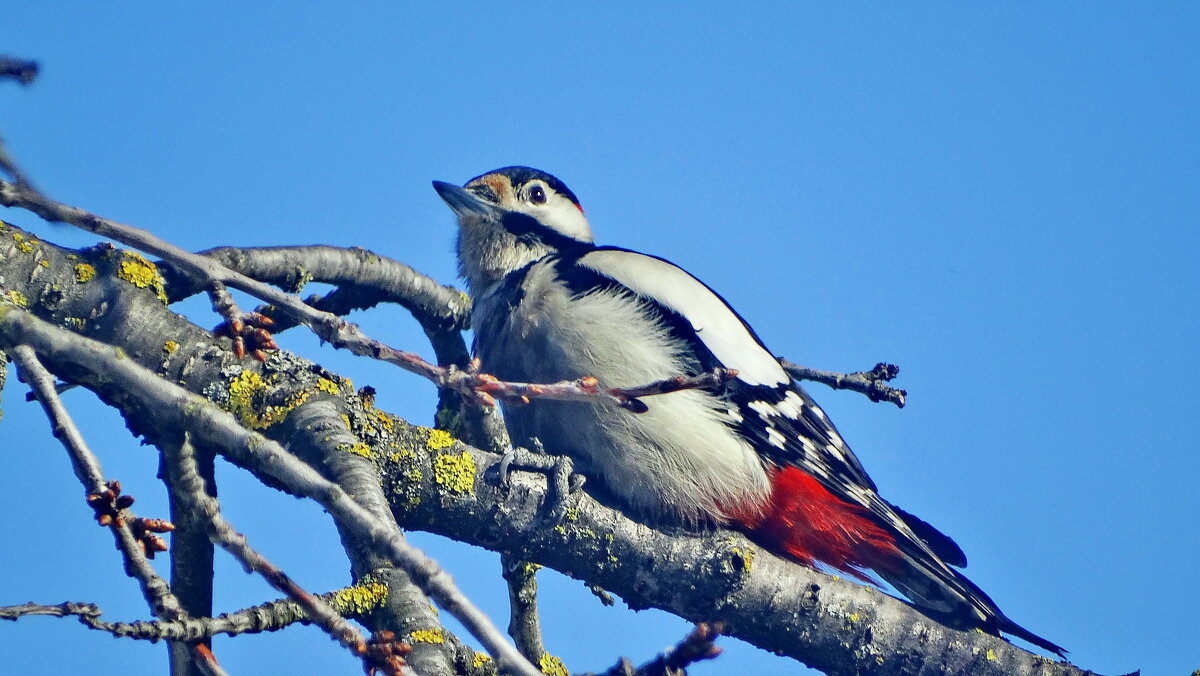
[734,466,902,582]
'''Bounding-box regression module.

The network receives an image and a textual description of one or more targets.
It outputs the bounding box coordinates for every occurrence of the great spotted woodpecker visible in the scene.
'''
[433,166,1064,656]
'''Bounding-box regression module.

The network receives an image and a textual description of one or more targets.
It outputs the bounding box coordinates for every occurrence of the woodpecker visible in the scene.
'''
[433,166,1064,656]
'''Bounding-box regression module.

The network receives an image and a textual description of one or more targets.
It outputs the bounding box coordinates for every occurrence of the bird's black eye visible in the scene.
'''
[528,185,547,205]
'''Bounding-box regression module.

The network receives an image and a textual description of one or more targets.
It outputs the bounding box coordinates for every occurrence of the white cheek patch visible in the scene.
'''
[525,198,594,243]
[578,250,789,387]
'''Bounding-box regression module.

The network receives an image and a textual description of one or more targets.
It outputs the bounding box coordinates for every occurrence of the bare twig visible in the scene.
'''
[781,359,907,408]
[0,580,390,642]
[0,137,34,188]
[590,623,724,676]
[191,644,230,676]
[468,364,739,413]
[10,345,226,676]
[0,56,39,85]
[163,434,373,660]
[0,147,733,414]
[10,345,186,620]
[0,307,542,676]
[650,622,724,674]
[0,601,103,622]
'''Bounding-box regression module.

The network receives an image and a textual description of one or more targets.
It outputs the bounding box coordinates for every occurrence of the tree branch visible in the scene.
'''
[0,580,393,643]
[0,226,1095,675]
[10,346,187,620]
[0,56,39,85]
[782,359,908,408]
[281,399,460,676]
[0,306,542,676]
[160,245,471,334]
[502,555,547,664]
[163,434,376,661]
[9,345,226,676]
[588,622,724,676]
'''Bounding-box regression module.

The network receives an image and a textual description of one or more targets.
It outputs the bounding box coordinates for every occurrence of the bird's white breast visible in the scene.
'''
[474,260,771,524]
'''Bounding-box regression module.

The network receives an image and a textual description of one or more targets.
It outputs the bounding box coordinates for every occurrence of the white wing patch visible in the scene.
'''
[766,427,788,449]
[577,249,788,387]
[748,400,779,418]
[775,390,805,418]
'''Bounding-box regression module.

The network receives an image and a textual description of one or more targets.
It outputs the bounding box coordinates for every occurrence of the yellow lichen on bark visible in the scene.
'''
[433,450,475,495]
[116,251,168,303]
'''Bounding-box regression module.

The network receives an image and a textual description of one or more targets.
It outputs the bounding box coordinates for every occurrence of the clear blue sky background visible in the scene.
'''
[2,4,1196,675]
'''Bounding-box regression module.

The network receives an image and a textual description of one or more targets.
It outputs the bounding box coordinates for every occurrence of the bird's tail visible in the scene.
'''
[736,466,1066,657]
[875,546,1068,657]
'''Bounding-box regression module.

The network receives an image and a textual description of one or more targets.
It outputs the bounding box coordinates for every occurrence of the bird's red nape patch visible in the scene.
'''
[732,467,901,582]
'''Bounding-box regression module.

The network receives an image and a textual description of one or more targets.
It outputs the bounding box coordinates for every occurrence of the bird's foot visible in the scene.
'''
[496,440,584,523]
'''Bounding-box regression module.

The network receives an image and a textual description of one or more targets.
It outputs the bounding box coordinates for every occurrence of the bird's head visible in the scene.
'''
[434,166,594,293]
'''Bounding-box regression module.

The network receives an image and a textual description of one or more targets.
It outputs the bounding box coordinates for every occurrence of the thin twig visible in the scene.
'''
[0,580,388,642]
[468,365,739,413]
[0,148,730,413]
[10,345,227,676]
[0,307,543,676]
[191,644,230,676]
[0,601,103,622]
[10,345,187,620]
[589,623,724,676]
[781,359,907,408]
[164,434,370,658]
[0,600,232,674]
[0,137,33,187]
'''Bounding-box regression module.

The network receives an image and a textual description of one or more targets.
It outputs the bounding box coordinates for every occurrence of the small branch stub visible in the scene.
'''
[0,56,39,85]
[781,359,907,408]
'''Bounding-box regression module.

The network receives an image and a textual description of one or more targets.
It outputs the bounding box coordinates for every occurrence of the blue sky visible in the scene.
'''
[2,4,1197,675]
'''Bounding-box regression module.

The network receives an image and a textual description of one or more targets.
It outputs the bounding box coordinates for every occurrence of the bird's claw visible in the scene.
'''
[495,441,583,523]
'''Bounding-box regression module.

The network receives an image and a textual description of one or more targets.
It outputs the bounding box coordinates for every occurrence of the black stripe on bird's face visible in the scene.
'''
[501,211,594,253]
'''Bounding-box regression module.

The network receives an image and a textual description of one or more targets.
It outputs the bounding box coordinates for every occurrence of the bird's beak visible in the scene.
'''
[432,181,497,219]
